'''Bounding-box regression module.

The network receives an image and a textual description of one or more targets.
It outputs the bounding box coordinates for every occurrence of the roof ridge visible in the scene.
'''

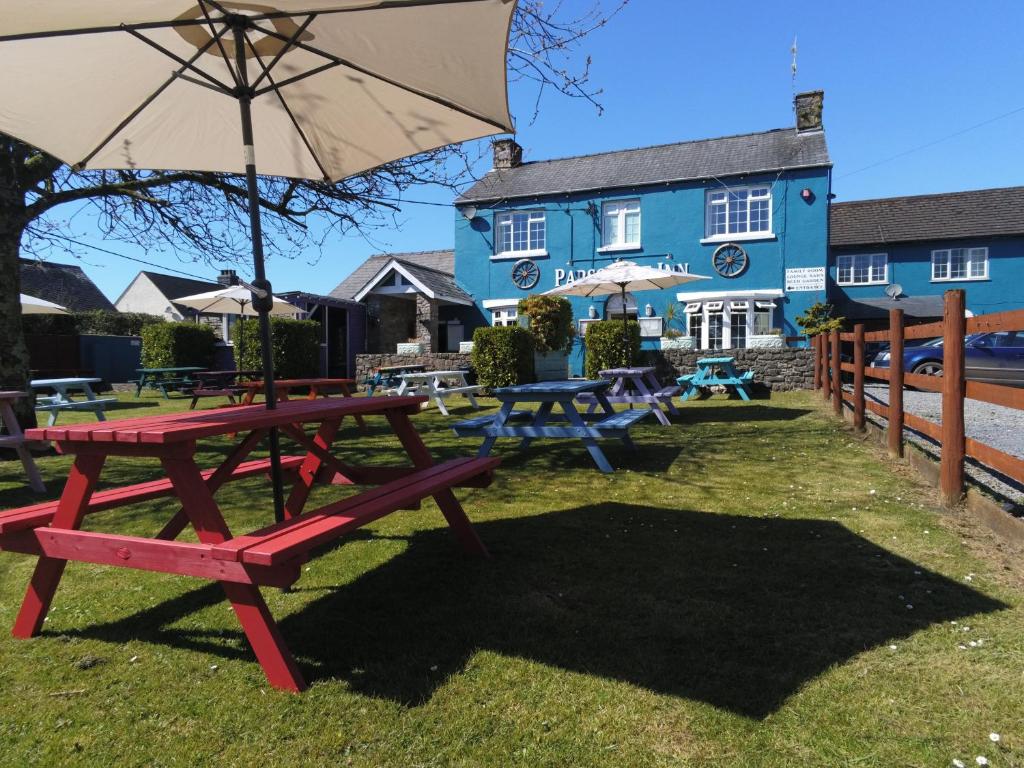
[834,185,1024,207]
[369,247,453,259]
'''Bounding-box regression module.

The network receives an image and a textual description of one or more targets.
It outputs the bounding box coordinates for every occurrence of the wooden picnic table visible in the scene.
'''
[0,397,499,692]
[134,367,207,399]
[188,369,262,409]
[391,370,482,416]
[678,356,754,401]
[0,391,45,493]
[452,379,650,473]
[577,366,680,426]
[31,377,115,426]
[365,363,427,395]
[235,377,367,433]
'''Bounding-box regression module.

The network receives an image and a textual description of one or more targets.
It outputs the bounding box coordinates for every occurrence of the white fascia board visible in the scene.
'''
[674,288,785,302]
[354,259,436,302]
[482,298,520,309]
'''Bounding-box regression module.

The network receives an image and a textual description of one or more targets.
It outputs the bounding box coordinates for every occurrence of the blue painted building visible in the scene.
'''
[454,91,833,373]
[829,187,1024,327]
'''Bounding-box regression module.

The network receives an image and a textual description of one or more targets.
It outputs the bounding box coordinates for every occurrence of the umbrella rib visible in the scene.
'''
[197,0,240,87]
[76,28,232,169]
[243,29,332,181]
[122,26,234,94]
[249,13,318,91]
[248,22,513,133]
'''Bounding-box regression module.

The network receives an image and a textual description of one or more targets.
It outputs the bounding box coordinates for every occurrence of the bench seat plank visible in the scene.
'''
[212,457,499,566]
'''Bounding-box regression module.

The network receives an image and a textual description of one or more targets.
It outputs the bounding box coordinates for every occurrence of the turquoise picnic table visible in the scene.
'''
[134,366,207,399]
[678,356,754,401]
[451,379,650,473]
[30,377,116,426]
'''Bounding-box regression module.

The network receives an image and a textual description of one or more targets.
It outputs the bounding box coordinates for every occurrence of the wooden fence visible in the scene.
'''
[813,289,1024,506]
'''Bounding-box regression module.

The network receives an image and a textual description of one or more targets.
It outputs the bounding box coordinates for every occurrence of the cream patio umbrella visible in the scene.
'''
[19,294,69,315]
[0,0,516,518]
[174,284,302,365]
[545,260,711,366]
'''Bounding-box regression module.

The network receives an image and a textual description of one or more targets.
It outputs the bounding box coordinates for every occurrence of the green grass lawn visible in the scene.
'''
[0,390,1022,767]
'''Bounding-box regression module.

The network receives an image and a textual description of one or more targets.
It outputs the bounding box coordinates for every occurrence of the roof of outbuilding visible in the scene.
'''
[391,260,473,304]
[137,271,222,300]
[19,258,116,312]
[330,249,454,300]
[456,127,831,204]
[831,186,1024,247]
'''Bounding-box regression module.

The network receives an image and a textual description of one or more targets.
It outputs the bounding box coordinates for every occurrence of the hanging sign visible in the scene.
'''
[785,266,826,292]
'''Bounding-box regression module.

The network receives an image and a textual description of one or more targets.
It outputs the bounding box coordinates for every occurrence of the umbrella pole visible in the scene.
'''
[234,23,284,523]
[620,284,629,367]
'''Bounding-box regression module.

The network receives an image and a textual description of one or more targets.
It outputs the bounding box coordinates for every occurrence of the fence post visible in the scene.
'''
[812,335,821,390]
[888,308,904,458]
[821,334,831,401]
[940,289,966,506]
[853,323,865,430]
[831,328,842,416]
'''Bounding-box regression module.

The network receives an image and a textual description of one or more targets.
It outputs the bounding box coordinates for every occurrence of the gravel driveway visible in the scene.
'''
[860,382,1024,505]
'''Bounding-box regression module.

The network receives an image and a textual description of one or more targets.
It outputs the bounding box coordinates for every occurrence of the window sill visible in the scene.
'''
[491,250,548,261]
[596,244,642,254]
[837,281,889,287]
[700,233,776,245]
[931,276,989,283]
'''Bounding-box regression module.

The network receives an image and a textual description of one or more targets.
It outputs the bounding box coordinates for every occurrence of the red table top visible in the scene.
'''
[236,378,355,389]
[26,396,425,446]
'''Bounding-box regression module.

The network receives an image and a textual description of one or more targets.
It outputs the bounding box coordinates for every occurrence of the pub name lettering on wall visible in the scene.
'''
[553,262,690,287]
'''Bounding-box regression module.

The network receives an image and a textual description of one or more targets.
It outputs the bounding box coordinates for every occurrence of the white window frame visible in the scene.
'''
[836,253,889,286]
[490,306,519,327]
[931,247,989,282]
[598,199,641,251]
[493,210,547,260]
[702,184,773,242]
[683,297,777,349]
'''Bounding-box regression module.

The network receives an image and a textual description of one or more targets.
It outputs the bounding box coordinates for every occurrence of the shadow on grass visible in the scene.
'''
[674,404,812,425]
[54,503,1005,718]
[104,401,162,414]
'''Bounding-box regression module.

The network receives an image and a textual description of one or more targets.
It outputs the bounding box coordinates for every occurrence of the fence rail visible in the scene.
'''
[814,289,1024,506]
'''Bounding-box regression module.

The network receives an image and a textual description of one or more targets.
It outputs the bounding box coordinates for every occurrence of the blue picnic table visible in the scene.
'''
[451,379,650,473]
[677,357,754,401]
[30,377,116,426]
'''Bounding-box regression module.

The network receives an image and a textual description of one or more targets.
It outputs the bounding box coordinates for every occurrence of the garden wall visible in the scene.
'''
[356,347,814,391]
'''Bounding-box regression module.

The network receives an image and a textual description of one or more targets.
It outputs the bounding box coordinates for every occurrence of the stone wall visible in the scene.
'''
[641,347,814,391]
[357,347,814,391]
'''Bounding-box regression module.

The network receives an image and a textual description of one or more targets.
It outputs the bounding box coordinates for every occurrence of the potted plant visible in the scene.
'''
[660,301,694,350]
[517,294,575,381]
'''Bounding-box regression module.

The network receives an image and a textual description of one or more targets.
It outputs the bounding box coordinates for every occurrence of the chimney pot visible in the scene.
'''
[794,90,824,132]
[492,138,523,169]
[218,269,239,286]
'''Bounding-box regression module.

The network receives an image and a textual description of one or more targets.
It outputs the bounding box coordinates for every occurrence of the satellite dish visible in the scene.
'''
[885,283,903,299]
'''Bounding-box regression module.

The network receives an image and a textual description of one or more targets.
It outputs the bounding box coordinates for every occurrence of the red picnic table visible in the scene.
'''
[0,397,498,692]
[236,377,366,432]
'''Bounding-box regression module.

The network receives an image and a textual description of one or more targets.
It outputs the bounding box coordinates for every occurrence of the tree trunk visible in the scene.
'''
[0,213,36,430]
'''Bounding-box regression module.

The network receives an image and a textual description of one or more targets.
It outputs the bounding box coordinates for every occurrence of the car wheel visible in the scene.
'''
[912,361,943,377]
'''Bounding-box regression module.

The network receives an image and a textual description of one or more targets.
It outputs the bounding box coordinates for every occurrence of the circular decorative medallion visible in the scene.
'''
[712,243,748,278]
[511,258,540,290]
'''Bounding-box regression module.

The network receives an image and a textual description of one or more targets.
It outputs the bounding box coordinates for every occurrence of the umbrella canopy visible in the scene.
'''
[0,0,516,521]
[174,285,301,316]
[545,260,711,365]
[19,293,69,315]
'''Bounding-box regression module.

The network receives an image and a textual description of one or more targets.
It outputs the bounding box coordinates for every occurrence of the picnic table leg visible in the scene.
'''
[518,401,553,450]
[12,453,106,638]
[431,380,452,417]
[632,375,670,426]
[647,371,680,415]
[561,400,615,473]
[337,382,368,434]
[161,456,306,692]
[734,384,752,401]
[476,401,515,457]
[284,419,344,518]
[385,410,488,556]
[1,401,45,493]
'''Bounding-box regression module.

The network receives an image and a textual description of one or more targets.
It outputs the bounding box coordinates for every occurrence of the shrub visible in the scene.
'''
[516,294,575,354]
[22,310,163,336]
[796,302,844,337]
[583,320,641,378]
[232,317,320,379]
[471,326,535,388]
[140,322,218,369]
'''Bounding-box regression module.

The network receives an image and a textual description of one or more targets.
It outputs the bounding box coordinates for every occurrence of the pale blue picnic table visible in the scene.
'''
[577,366,680,426]
[30,377,115,426]
[451,379,650,473]
[677,357,754,401]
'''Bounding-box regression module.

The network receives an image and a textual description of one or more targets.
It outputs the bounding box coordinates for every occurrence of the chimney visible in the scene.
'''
[217,269,239,286]
[794,90,824,132]
[492,138,523,169]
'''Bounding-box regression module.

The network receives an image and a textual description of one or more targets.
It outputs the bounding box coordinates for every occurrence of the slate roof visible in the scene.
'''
[138,271,222,300]
[19,258,116,312]
[839,295,945,320]
[330,249,454,300]
[456,127,831,203]
[389,260,473,303]
[831,186,1024,247]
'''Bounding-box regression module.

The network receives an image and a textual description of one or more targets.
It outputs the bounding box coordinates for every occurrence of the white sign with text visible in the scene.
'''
[784,266,826,292]
[553,262,690,288]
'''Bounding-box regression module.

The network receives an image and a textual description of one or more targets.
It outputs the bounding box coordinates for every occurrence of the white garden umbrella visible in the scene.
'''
[545,260,711,365]
[0,0,516,519]
[19,294,69,315]
[175,285,302,365]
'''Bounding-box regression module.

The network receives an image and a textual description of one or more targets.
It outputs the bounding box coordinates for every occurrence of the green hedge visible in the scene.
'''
[22,310,163,336]
[231,317,320,379]
[583,320,641,378]
[470,326,535,388]
[140,322,218,369]
[517,294,575,354]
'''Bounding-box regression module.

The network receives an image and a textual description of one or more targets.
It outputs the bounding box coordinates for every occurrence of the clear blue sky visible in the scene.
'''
[39,0,1024,301]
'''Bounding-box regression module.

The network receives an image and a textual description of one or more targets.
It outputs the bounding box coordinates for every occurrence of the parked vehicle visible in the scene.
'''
[869,332,1024,386]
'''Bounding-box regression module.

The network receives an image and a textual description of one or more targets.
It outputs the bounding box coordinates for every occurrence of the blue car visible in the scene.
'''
[870,332,1024,386]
